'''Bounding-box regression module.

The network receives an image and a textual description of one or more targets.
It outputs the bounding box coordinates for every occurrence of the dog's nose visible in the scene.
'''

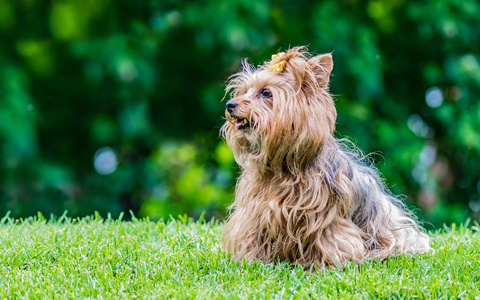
[226,101,237,112]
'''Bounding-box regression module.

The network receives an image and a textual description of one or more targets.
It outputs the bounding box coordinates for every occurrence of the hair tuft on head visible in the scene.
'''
[263,46,333,93]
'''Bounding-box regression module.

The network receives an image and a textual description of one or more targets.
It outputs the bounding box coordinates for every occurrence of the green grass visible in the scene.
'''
[0,212,479,299]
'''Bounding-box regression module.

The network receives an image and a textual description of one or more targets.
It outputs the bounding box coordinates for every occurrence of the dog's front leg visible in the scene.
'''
[312,217,366,268]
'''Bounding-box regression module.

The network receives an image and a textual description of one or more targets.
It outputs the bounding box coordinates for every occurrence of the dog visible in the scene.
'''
[220,46,431,268]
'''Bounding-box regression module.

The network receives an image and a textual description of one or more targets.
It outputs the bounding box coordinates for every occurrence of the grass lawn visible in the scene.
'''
[0,212,479,299]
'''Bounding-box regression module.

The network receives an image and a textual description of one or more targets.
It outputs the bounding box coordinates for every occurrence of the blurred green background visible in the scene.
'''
[0,0,479,228]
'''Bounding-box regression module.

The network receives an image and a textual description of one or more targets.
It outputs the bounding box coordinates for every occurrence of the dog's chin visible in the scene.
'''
[228,121,262,154]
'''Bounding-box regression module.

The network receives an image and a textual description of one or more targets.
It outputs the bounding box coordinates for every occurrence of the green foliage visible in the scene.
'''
[140,142,234,220]
[0,215,479,298]
[0,0,479,225]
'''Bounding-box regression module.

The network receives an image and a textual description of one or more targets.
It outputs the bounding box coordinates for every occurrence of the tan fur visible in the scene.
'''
[221,46,431,269]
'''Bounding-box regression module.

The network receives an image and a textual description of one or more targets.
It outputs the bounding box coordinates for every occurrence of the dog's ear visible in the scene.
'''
[308,54,333,88]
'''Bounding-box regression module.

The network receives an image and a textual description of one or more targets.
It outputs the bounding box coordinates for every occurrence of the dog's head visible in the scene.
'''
[221,46,337,175]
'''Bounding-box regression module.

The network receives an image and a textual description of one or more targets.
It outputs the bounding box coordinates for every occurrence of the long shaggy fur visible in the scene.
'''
[221,46,431,268]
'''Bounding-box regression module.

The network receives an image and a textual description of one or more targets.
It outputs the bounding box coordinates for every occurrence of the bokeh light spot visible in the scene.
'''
[425,87,443,108]
[469,200,480,212]
[407,114,434,138]
[94,147,118,175]
[117,59,137,82]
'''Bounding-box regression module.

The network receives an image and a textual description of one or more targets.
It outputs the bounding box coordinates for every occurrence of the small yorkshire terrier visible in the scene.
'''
[221,46,431,268]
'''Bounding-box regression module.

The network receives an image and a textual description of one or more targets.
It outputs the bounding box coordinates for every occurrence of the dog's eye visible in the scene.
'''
[259,89,272,99]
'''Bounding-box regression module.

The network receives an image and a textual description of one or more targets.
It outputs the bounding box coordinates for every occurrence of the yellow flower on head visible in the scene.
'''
[268,52,287,72]
[268,61,287,72]
[270,52,284,61]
